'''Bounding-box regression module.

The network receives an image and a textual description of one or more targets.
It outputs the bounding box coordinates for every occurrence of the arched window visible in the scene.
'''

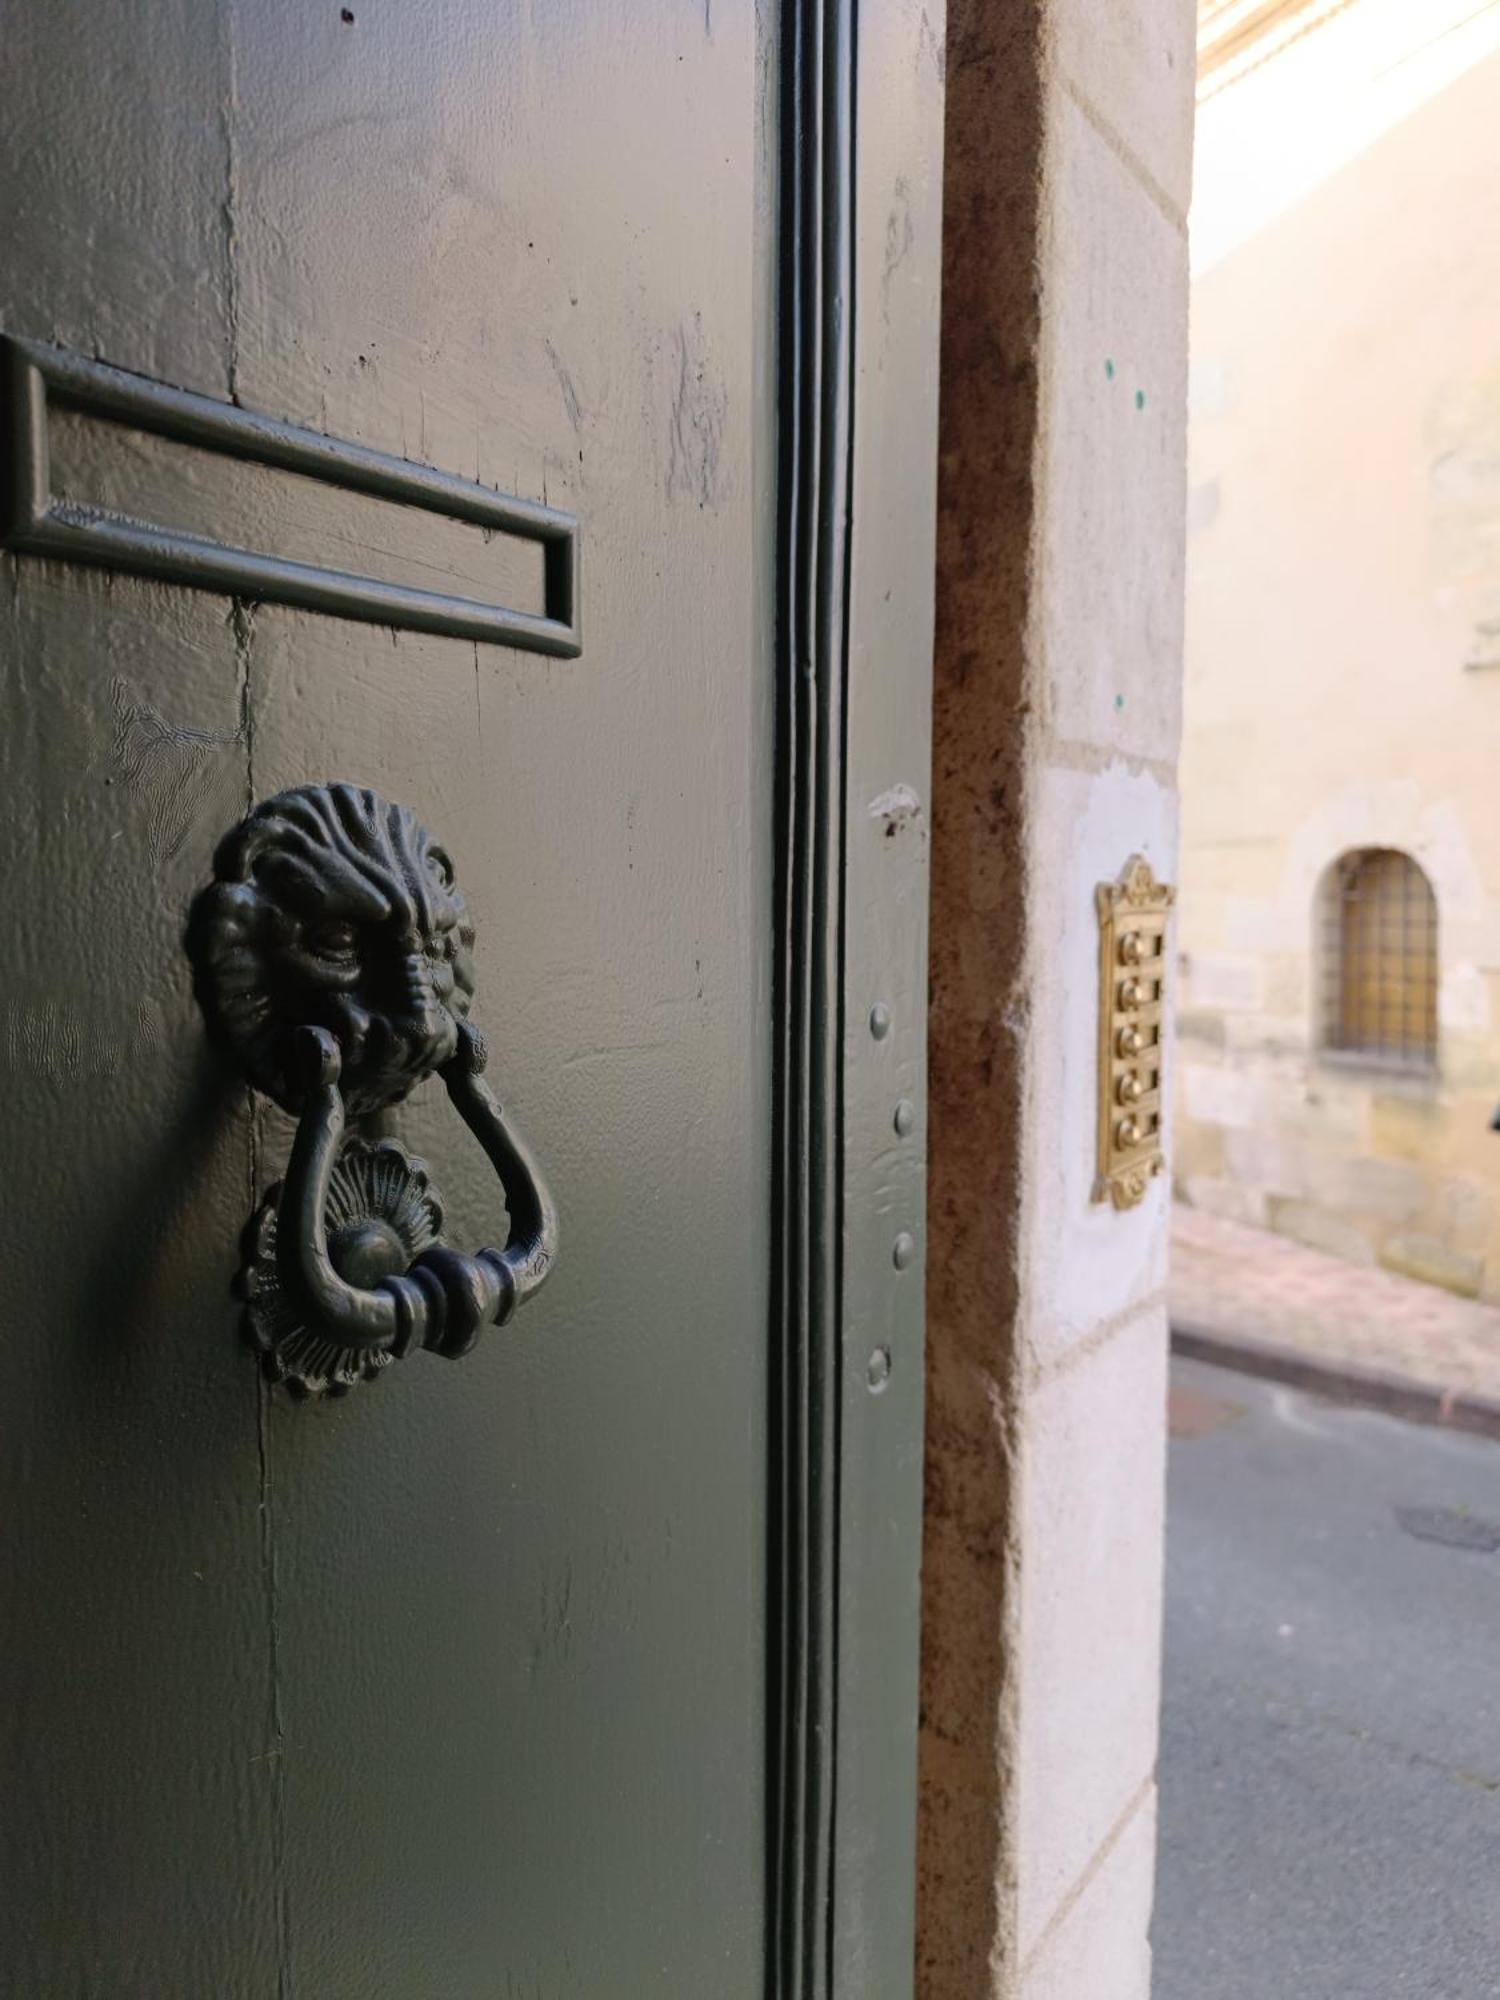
[1319,848,1438,1067]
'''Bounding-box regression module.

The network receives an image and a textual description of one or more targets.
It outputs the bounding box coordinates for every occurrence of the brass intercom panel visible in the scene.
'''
[1094,856,1173,1211]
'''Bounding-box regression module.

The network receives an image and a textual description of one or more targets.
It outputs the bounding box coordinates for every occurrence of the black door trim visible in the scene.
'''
[769,3,855,1994]
[770,2,942,1992]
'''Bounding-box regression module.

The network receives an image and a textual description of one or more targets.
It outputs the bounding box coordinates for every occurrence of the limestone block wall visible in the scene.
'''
[1176,44,1500,1302]
[919,0,1194,1992]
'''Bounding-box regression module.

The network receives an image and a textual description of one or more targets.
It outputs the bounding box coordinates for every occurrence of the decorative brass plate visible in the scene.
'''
[1094,856,1174,1211]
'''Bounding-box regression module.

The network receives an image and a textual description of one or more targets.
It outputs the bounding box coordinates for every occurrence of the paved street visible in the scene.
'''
[1154,1357,1500,1999]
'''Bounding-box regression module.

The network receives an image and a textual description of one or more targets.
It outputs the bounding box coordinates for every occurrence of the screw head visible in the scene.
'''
[869,1002,892,1040]
[893,1097,916,1137]
[866,1346,892,1393]
[892,1230,917,1271]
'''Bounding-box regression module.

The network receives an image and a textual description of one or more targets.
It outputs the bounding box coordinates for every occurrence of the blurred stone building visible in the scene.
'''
[1176,0,1500,1298]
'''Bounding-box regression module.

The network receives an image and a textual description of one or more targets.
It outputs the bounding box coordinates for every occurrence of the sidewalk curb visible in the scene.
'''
[1170,1320,1500,1444]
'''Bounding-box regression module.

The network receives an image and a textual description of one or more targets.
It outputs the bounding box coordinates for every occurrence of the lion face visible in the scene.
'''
[189,783,477,1114]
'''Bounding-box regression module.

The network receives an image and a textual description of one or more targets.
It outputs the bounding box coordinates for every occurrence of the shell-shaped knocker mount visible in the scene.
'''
[188,783,557,1396]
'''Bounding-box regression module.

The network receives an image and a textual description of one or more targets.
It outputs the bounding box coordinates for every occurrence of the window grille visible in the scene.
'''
[1320,848,1437,1067]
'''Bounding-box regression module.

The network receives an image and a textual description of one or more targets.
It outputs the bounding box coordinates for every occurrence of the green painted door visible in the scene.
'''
[0,4,942,1995]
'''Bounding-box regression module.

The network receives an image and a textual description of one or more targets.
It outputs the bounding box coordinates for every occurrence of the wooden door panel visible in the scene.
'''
[1,3,942,1992]
[3,4,773,1993]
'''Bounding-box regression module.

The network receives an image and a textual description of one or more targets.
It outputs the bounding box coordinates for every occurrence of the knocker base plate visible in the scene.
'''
[238,1135,445,1397]
[193,783,557,1391]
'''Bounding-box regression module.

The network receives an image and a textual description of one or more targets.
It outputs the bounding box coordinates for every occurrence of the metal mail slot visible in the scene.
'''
[0,334,580,658]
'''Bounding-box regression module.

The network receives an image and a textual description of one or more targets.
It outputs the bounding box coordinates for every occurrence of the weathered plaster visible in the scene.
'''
[920,0,1192,1991]
[920,2,1042,1988]
[1178,50,1500,1297]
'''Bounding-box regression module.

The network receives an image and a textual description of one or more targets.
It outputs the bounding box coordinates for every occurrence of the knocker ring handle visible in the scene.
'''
[282,1018,555,1363]
[189,781,558,1396]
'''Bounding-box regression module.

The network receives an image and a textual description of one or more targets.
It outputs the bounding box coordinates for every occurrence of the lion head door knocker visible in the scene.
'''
[188,783,557,1396]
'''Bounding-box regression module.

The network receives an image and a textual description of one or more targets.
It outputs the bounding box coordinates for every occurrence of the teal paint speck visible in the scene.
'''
[1114,693,1125,711]
[1135,388,1146,410]
[1104,359,1115,380]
